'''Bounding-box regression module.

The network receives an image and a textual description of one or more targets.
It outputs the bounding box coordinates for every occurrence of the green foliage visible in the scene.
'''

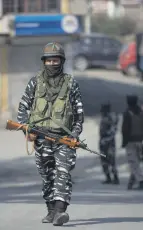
[91,14,137,36]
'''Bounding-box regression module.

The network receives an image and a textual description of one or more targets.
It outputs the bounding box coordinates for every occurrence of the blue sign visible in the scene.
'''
[14,14,82,36]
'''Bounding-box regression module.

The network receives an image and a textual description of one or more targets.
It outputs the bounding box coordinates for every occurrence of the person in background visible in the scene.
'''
[99,103,120,185]
[122,94,143,190]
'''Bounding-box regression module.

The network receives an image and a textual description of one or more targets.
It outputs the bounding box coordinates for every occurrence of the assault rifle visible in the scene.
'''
[6,120,106,158]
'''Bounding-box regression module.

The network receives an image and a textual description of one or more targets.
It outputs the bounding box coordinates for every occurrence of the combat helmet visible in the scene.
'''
[41,42,66,61]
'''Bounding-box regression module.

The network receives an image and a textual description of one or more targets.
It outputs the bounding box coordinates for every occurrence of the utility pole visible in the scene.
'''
[0,0,3,18]
[84,0,92,35]
[61,0,71,14]
[60,0,73,73]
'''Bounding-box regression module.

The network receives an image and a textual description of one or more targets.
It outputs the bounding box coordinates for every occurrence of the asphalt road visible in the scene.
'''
[7,68,143,120]
[0,67,143,229]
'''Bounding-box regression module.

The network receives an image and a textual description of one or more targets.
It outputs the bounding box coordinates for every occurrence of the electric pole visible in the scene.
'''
[85,0,92,35]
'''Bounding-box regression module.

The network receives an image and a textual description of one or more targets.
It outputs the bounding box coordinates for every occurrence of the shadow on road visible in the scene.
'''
[0,154,143,205]
[65,217,143,227]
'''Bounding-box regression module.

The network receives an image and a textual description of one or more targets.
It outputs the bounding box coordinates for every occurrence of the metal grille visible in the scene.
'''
[2,0,59,15]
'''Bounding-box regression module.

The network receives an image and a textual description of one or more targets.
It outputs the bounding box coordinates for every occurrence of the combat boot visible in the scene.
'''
[42,202,55,223]
[112,173,120,185]
[127,174,136,190]
[53,200,69,226]
[102,173,112,184]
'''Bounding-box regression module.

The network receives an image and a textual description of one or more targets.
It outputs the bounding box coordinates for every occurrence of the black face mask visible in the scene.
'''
[44,63,63,78]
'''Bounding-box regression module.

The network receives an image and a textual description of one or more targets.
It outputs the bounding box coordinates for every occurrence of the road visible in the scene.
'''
[0,43,142,119]
[0,68,143,229]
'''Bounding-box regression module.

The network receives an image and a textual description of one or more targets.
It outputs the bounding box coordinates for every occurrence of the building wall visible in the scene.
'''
[69,0,88,14]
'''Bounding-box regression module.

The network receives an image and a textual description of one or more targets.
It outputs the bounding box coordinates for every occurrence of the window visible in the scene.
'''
[48,0,58,11]
[41,0,59,12]
[91,37,103,50]
[81,37,91,45]
[3,0,25,14]
[103,38,112,50]
[2,0,59,15]
[3,0,15,14]
[110,40,121,50]
[27,0,39,12]
[103,38,121,53]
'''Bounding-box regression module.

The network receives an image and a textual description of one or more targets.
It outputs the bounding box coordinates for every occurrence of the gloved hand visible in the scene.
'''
[71,129,79,139]
[27,133,37,142]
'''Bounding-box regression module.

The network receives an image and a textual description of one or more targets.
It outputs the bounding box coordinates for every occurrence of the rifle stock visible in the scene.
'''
[6,120,27,131]
[6,120,36,140]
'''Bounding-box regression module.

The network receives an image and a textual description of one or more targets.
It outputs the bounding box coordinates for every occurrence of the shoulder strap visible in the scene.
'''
[35,70,43,82]
[58,74,73,99]
[36,70,48,96]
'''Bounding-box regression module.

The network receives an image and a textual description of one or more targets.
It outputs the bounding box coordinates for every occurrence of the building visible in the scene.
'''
[1,0,142,16]
[1,0,60,15]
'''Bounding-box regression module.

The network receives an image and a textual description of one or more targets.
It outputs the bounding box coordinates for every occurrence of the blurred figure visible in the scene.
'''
[136,32,143,81]
[122,95,143,190]
[99,103,119,184]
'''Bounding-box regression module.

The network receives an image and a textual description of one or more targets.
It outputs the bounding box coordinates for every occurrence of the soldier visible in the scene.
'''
[122,95,143,190]
[17,42,84,226]
[136,32,143,81]
[99,103,120,184]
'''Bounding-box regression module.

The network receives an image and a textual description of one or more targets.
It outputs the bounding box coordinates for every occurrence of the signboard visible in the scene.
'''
[136,32,143,72]
[14,14,81,36]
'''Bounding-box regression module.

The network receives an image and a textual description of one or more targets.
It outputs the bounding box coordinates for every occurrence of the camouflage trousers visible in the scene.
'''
[99,139,118,177]
[34,138,76,204]
[126,142,143,182]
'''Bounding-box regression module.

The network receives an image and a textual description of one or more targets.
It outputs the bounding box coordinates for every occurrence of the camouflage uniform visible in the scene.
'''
[126,142,143,185]
[17,76,84,198]
[99,104,119,184]
[17,42,84,226]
